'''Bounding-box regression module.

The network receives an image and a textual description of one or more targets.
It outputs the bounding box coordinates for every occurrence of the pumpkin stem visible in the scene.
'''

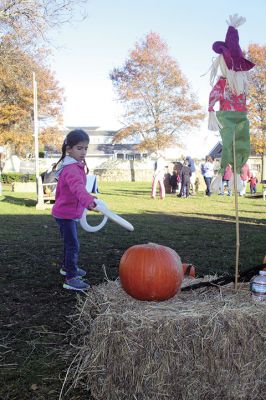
[147,242,158,247]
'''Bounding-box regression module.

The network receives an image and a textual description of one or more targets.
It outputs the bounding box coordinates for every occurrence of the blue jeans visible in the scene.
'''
[221,179,231,195]
[204,177,212,196]
[55,218,79,279]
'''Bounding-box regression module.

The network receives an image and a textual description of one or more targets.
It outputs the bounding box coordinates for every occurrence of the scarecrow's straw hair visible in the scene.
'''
[62,279,266,400]
[210,55,250,95]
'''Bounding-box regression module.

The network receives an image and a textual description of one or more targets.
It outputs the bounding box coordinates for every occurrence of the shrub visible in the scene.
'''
[1,173,36,183]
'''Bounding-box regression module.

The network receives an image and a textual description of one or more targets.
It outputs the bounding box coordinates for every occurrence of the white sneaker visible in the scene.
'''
[60,267,87,277]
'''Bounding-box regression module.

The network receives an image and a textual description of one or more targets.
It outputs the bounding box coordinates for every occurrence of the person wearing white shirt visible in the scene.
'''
[151,155,166,199]
[202,156,214,196]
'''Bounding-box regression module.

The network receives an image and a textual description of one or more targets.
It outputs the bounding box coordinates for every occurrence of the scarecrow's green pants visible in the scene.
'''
[217,111,250,174]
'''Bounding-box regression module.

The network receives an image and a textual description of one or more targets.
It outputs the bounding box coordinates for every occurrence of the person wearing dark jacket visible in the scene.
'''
[178,160,191,198]
[186,156,196,194]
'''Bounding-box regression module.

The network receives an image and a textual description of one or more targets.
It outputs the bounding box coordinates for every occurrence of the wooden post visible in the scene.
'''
[36,176,45,210]
[33,72,42,210]
[233,130,240,290]
[33,72,39,180]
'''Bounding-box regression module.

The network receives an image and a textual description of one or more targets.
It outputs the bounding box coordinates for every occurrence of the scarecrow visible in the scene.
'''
[207,14,256,289]
[208,14,255,178]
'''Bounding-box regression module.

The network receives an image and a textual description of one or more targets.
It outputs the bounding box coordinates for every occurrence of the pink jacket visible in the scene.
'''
[208,78,247,112]
[240,163,251,181]
[249,176,258,187]
[223,165,232,181]
[52,162,95,219]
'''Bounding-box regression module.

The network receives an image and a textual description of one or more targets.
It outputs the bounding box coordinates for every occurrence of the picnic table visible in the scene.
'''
[36,174,98,209]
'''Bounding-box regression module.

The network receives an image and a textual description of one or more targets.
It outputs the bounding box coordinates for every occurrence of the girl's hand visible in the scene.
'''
[88,198,97,210]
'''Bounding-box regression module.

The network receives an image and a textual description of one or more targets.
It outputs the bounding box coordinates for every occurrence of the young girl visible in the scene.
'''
[52,129,97,291]
[219,163,232,196]
[249,174,258,194]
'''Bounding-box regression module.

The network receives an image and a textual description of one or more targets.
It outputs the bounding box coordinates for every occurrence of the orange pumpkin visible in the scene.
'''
[182,263,196,278]
[119,243,183,301]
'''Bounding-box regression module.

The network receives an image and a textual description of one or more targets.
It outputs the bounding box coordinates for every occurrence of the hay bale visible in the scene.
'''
[64,279,266,400]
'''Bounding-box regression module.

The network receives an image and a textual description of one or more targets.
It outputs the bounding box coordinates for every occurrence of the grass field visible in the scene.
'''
[1,182,265,399]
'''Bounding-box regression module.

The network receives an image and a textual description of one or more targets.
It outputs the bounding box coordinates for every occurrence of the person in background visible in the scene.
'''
[151,153,166,199]
[164,167,172,194]
[178,160,191,198]
[249,173,258,194]
[170,169,178,193]
[52,129,97,291]
[239,162,251,196]
[219,163,232,196]
[173,162,182,194]
[202,156,214,196]
[194,177,200,193]
[176,171,181,194]
[186,156,196,195]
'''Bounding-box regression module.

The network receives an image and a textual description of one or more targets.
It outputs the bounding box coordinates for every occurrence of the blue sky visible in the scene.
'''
[50,0,265,156]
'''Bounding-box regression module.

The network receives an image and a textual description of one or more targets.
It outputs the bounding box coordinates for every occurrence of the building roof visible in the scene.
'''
[209,141,223,159]
[209,141,259,159]
[65,127,118,137]
[87,143,139,155]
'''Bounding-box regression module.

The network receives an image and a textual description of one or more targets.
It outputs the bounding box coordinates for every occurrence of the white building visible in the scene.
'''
[61,126,148,169]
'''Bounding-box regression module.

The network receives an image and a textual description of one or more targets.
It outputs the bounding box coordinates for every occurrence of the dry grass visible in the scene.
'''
[62,279,266,400]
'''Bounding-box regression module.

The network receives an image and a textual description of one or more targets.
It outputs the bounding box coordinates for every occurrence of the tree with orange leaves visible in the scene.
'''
[0,0,89,156]
[247,44,266,155]
[0,37,64,156]
[110,32,204,153]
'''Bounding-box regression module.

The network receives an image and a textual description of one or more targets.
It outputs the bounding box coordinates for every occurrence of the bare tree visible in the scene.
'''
[0,0,87,44]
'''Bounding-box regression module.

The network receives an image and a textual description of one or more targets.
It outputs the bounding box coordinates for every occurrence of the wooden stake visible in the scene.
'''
[233,130,240,291]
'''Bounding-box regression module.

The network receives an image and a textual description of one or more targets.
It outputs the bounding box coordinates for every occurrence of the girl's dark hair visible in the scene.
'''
[55,129,90,173]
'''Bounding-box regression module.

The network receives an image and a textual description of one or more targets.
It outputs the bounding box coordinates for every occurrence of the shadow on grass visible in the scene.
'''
[1,195,37,207]
[1,211,265,400]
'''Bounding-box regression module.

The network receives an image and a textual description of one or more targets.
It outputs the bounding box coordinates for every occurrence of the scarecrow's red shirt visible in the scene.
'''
[208,78,247,112]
